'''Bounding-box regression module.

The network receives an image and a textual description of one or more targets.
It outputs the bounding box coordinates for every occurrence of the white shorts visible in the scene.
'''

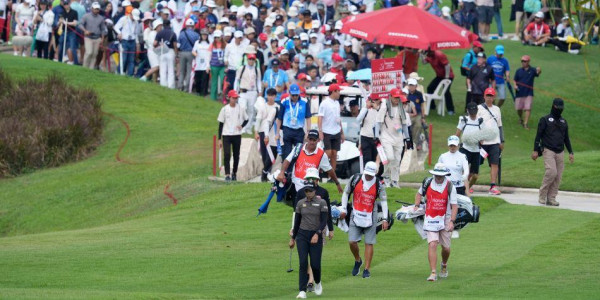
[148,51,159,68]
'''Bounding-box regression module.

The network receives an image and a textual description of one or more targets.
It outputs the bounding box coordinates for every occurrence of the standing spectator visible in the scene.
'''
[217,90,249,182]
[532,98,574,206]
[476,0,494,40]
[178,19,200,91]
[523,11,550,46]
[377,89,409,188]
[358,47,376,69]
[422,50,456,115]
[154,18,178,89]
[209,29,226,100]
[262,58,289,102]
[235,46,262,134]
[476,88,504,195]
[413,163,458,281]
[70,0,87,62]
[253,9,267,34]
[14,0,36,57]
[237,0,258,20]
[224,30,246,90]
[467,52,495,107]
[255,88,280,181]
[512,0,527,40]
[418,0,441,16]
[34,1,54,59]
[487,45,510,107]
[289,180,328,299]
[396,47,419,79]
[438,135,470,196]
[344,41,360,66]
[458,0,479,36]
[339,161,389,279]
[140,19,162,82]
[492,0,503,39]
[275,83,312,162]
[318,83,345,176]
[192,28,211,96]
[406,78,426,151]
[115,8,141,75]
[455,102,485,194]
[79,2,106,69]
[286,55,301,85]
[513,54,541,129]
[460,41,483,106]
[356,95,382,171]
[57,0,80,63]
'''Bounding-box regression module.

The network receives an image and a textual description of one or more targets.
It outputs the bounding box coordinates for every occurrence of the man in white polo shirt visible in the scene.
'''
[318,83,345,176]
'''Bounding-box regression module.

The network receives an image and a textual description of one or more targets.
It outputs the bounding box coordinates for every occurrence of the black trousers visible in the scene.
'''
[259,132,278,173]
[296,229,323,292]
[360,135,384,177]
[195,70,209,96]
[36,38,50,59]
[222,135,241,175]
[427,76,455,113]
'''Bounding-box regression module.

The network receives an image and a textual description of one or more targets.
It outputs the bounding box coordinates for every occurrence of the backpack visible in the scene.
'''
[460,115,484,132]
[460,52,474,77]
[420,176,454,200]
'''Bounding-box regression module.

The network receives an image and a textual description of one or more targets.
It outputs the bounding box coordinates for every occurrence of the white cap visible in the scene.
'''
[312,20,321,29]
[280,49,289,55]
[185,19,195,26]
[244,27,255,35]
[213,29,223,37]
[91,2,101,9]
[535,11,544,18]
[304,167,320,180]
[344,40,352,47]
[230,5,238,12]
[309,33,318,38]
[275,26,285,35]
[407,78,418,86]
[442,6,450,17]
[121,0,131,7]
[447,135,460,146]
[288,6,298,17]
[349,5,359,15]
[152,19,163,29]
[429,163,450,176]
[287,22,296,29]
[234,30,243,38]
[131,9,141,21]
[324,24,331,31]
[220,17,229,23]
[264,19,274,27]
[335,20,343,30]
[300,32,309,41]
[206,0,217,7]
[364,161,377,176]
[224,27,233,36]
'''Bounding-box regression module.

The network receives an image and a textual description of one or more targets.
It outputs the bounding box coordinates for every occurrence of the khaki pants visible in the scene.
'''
[83,37,101,69]
[539,149,565,202]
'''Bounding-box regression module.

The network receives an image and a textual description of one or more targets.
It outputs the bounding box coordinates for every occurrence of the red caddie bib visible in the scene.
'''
[423,180,449,231]
[293,147,325,180]
[352,179,377,228]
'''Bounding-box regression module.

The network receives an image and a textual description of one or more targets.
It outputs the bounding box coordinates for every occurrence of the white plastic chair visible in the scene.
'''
[424,79,452,116]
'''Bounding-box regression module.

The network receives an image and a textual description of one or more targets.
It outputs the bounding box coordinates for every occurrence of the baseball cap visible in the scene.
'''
[364,161,378,176]
[467,101,478,112]
[328,84,341,92]
[484,87,496,96]
[309,33,318,39]
[247,53,256,60]
[335,20,343,30]
[390,88,402,98]
[280,49,289,55]
[234,30,243,38]
[271,59,280,66]
[258,33,268,41]
[224,27,233,36]
[288,22,297,30]
[332,53,344,62]
[442,6,450,17]
[227,90,240,98]
[300,32,309,41]
[447,135,460,146]
[230,5,238,12]
[312,20,321,29]
[495,44,505,55]
[521,55,531,61]
[535,11,544,18]
[185,18,195,26]
[289,83,301,95]
[407,78,418,86]
[307,129,319,140]
[302,9,311,16]
[220,17,228,23]
[303,181,316,191]
[472,40,483,48]
[292,35,300,40]
[131,9,141,21]
[91,1,101,9]
[553,98,564,109]
[477,52,486,58]
[213,29,223,37]
[297,73,307,80]
[344,40,352,47]
[244,27,255,35]
[121,0,131,6]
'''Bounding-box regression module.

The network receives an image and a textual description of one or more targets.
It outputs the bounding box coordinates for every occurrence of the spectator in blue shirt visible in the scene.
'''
[275,83,312,161]
[262,59,289,102]
[487,45,510,107]
[178,19,200,91]
[513,55,541,130]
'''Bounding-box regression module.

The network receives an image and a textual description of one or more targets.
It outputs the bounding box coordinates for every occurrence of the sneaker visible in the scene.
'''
[352,259,362,276]
[427,272,437,281]
[489,186,501,195]
[13,51,18,56]
[511,35,521,41]
[296,291,307,299]
[314,282,322,295]
[538,198,547,205]
[139,76,147,81]
[232,174,237,181]
[447,111,455,116]
[440,263,448,278]
[225,175,231,182]
[451,230,459,238]
[306,283,314,292]
[469,188,474,194]
[548,200,560,206]
[362,269,371,278]
[22,53,27,57]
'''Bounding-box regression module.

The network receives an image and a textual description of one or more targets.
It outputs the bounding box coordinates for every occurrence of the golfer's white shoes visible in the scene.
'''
[296,291,307,299]
[314,282,322,296]
[440,263,448,278]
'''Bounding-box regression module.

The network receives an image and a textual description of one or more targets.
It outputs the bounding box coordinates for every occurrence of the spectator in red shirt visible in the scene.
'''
[330,52,346,84]
[523,11,550,46]
[422,50,455,115]
[396,47,419,80]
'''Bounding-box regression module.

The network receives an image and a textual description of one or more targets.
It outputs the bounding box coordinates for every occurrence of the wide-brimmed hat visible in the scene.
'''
[429,163,450,176]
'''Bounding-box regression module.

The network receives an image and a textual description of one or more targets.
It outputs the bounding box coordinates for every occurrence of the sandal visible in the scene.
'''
[427,271,437,281]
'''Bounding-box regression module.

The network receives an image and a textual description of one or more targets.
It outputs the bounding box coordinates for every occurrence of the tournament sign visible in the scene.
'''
[370,57,403,99]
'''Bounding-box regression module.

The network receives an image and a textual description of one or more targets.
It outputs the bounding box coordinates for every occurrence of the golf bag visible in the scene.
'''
[331,201,394,234]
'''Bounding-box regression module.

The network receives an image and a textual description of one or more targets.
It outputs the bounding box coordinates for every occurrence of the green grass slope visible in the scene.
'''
[0,184,599,299]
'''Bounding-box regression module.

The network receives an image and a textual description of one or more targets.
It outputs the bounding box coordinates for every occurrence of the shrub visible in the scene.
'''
[0,69,103,177]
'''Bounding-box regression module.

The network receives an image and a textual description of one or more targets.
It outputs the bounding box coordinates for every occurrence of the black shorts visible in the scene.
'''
[323,132,342,151]
[456,186,466,196]
[460,147,480,174]
[481,143,501,165]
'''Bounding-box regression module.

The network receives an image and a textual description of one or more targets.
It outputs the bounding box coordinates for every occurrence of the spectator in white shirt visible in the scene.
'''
[224,30,246,92]
[237,0,258,19]
[318,84,345,175]
[438,135,470,196]
[192,28,212,96]
[217,90,249,182]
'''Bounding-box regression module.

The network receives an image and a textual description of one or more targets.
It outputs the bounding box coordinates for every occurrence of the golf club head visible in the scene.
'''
[287,268,294,273]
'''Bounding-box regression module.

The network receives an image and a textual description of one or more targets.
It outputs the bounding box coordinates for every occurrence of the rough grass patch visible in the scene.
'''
[0,69,103,177]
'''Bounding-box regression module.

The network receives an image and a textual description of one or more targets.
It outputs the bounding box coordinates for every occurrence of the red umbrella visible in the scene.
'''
[341,6,476,50]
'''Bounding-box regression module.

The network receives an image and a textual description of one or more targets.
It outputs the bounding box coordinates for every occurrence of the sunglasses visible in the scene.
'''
[521,60,529,62]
